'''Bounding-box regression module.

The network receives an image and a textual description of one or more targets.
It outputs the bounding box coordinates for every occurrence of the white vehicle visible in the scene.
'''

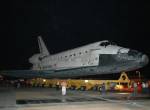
[1,36,149,78]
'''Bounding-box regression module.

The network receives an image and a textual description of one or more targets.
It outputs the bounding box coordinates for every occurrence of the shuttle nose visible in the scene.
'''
[128,49,149,66]
[140,54,149,65]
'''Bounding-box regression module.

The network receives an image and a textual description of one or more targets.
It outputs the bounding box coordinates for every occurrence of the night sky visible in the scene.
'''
[1,1,150,78]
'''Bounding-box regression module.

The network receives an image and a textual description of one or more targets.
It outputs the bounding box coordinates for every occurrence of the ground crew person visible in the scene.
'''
[133,82,137,96]
[101,83,106,95]
[61,81,67,96]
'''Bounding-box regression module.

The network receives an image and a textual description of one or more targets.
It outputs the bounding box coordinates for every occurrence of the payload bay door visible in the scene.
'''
[89,50,100,66]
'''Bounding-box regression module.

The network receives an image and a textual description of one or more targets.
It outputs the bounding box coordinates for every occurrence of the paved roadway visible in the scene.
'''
[0,87,150,110]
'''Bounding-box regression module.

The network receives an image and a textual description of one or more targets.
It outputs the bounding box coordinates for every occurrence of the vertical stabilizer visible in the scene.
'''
[38,36,50,56]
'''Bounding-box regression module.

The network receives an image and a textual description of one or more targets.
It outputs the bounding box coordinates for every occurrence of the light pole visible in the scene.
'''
[136,71,141,81]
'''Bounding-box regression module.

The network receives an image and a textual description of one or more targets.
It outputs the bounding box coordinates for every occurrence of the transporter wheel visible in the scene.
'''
[80,86,86,91]
[93,86,98,91]
[70,85,76,90]
[98,87,102,92]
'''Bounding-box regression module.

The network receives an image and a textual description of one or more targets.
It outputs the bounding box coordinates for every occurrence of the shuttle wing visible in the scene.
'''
[0,66,98,79]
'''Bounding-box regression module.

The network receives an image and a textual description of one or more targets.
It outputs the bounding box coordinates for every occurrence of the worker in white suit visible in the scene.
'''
[61,81,67,96]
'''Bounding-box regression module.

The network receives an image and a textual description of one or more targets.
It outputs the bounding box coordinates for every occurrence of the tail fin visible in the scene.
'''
[38,36,50,56]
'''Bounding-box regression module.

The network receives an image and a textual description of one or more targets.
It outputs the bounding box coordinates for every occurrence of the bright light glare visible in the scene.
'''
[85,80,88,83]
[115,85,123,90]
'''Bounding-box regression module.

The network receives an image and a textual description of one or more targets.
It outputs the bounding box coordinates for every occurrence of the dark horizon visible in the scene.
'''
[1,1,150,78]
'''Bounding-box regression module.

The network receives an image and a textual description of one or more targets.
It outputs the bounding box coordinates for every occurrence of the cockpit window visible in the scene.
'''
[100,41,116,47]
[100,41,110,46]
[110,41,116,45]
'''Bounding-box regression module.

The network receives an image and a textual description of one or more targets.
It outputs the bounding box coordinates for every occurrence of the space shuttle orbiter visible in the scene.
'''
[0,36,149,79]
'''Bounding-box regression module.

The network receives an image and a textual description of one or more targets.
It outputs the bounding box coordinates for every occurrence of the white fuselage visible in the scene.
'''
[30,40,129,70]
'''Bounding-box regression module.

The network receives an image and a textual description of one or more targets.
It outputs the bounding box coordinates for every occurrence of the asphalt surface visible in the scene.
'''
[0,87,150,110]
